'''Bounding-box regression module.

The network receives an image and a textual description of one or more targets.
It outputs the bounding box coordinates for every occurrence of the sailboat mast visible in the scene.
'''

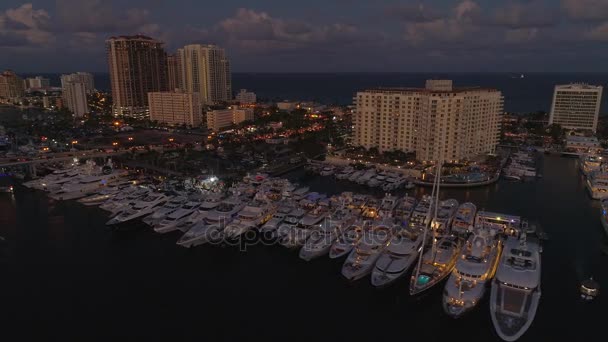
[414,162,441,281]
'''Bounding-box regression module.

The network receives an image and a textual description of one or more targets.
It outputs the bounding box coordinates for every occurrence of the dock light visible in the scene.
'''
[169,138,174,142]
[114,121,120,126]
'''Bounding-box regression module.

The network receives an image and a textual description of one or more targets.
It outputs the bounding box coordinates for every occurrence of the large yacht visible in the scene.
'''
[409,235,462,295]
[176,193,223,231]
[409,195,434,230]
[341,223,392,281]
[106,193,168,226]
[203,196,246,229]
[371,226,424,287]
[393,195,417,223]
[176,221,222,248]
[451,202,478,235]
[100,187,151,215]
[490,235,541,342]
[580,153,602,177]
[443,228,502,317]
[153,201,201,234]
[378,194,400,218]
[223,201,276,238]
[299,207,356,261]
[586,170,608,200]
[49,168,128,201]
[430,199,459,235]
[329,223,365,259]
[259,203,294,235]
[142,196,187,226]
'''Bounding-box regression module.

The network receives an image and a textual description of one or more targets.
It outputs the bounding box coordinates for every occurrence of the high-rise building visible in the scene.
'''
[148,91,202,126]
[24,76,50,89]
[60,72,95,94]
[177,44,231,104]
[353,80,503,162]
[61,74,89,117]
[206,108,253,131]
[235,89,256,104]
[167,54,180,91]
[106,35,168,118]
[549,84,603,132]
[0,70,25,100]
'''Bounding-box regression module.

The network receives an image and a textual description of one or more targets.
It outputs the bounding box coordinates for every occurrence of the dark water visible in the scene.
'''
[23,72,608,114]
[0,156,606,341]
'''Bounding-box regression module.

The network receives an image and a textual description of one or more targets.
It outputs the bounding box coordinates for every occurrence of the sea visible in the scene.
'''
[0,155,606,341]
[21,72,608,114]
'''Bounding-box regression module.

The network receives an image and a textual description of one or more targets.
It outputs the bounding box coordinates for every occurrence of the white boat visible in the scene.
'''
[106,193,168,226]
[394,196,417,223]
[298,204,329,229]
[430,199,459,235]
[490,235,541,342]
[259,204,294,235]
[409,195,435,230]
[319,166,335,176]
[367,176,382,188]
[176,221,222,248]
[203,196,246,229]
[443,228,503,317]
[409,235,463,295]
[586,171,608,200]
[329,223,365,259]
[142,196,187,226]
[451,202,477,235]
[371,226,424,287]
[49,168,128,201]
[224,201,276,238]
[77,186,123,206]
[348,170,363,182]
[360,197,380,220]
[299,207,356,261]
[176,193,224,231]
[356,169,376,185]
[154,201,201,234]
[378,193,400,218]
[342,224,392,281]
[100,187,151,215]
[335,166,354,180]
[580,154,602,177]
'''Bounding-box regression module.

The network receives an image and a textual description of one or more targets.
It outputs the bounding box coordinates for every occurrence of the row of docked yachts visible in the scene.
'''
[503,151,537,181]
[308,162,415,192]
[24,167,541,341]
[581,153,608,200]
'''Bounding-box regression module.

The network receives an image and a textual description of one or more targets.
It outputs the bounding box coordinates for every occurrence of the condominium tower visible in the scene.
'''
[106,35,168,118]
[61,73,89,117]
[353,80,503,162]
[60,72,95,94]
[549,84,603,132]
[176,44,231,104]
[0,70,25,100]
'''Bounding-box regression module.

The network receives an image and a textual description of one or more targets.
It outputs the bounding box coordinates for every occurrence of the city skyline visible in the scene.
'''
[2,0,608,73]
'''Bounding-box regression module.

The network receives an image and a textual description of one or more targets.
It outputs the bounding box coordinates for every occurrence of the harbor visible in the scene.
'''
[0,154,606,341]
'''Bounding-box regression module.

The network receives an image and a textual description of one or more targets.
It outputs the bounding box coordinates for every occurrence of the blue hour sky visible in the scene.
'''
[1,0,608,73]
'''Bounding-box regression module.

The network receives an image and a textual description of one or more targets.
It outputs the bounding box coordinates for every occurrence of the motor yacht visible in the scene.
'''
[100,187,151,215]
[224,201,276,238]
[430,199,459,235]
[106,193,168,226]
[259,204,294,235]
[341,223,392,281]
[490,235,541,342]
[443,228,503,317]
[298,204,330,229]
[77,186,123,206]
[319,166,335,176]
[378,194,400,218]
[203,196,246,230]
[356,169,376,185]
[348,170,363,182]
[154,201,201,233]
[176,221,222,248]
[586,170,608,200]
[142,196,187,226]
[176,193,224,231]
[393,195,417,223]
[371,225,424,287]
[409,195,434,230]
[409,235,463,295]
[360,197,380,220]
[451,202,478,235]
[299,221,340,261]
[580,154,602,177]
[329,223,365,259]
[335,166,354,180]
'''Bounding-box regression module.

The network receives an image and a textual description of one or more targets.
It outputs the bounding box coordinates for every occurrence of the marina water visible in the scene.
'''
[0,155,606,341]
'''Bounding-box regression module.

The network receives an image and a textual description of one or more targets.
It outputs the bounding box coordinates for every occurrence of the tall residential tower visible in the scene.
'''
[353,80,503,162]
[176,44,231,104]
[106,35,168,118]
[549,84,603,132]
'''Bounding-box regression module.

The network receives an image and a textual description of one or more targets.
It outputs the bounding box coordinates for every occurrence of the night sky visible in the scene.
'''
[1,0,608,73]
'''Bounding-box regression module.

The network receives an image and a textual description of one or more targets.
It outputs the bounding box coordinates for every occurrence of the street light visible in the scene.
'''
[169,138,174,142]
[128,137,133,141]
[112,142,118,146]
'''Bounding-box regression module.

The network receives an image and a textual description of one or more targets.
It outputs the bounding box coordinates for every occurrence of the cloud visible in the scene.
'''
[492,1,558,28]
[403,1,481,44]
[585,22,608,40]
[0,3,54,47]
[386,3,443,23]
[505,28,539,43]
[561,0,608,22]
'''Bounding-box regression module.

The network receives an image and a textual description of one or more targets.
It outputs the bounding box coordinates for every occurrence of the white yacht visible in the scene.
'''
[106,193,168,226]
[299,207,356,260]
[443,228,502,317]
[142,196,186,226]
[356,169,376,185]
[409,235,463,295]
[154,201,201,234]
[490,235,541,342]
[319,166,335,176]
[100,187,151,215]
[259,204,294,235]
[203,196,246,229]
[341,224,392,281]
[371,226,424,287]
[430,199,459,235]
[223,201,276,238]
[394,196,417,223]
[580,154,602,177]
[176,193,224,231]
[586,171,608,200]
[409,195,434,230]
[348,170,363,182]
[77,186,124,206]
[451,202,478,235]
[176,221,222,248]
[335,166,354,180]
[49,169,128,201]
[298,204,330,229]
[329,223,365,259]
[378,194,400,218]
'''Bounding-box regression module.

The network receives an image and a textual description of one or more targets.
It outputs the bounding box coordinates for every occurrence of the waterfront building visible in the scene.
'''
[353,80,503,162]
[564,135,601,155]
[0,70,25,101]
[277,101,298,111]
[61,72,94,94]
[167,54,180,91]
[176,44,232,104]
[61,76,89,117]
[106,35,168,118]
[24,76,50,89]
[207,108,254,131]
[549,84,603,132]
[235,89,256,104]
[148,91,202,126]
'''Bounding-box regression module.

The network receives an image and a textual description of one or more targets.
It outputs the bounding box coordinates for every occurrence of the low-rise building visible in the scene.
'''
[206,108,254,131]
[0,70,25,100]
[564,135,601,155]
[24,76,50,89]
[235,89,256,104]
[148,91,202,126]
[277,101,298,111]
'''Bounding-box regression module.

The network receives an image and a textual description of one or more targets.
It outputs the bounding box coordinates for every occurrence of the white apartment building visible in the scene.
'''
[353,80,503,162]
[207,108,254,132]
[549,84,603,132]
[148,91,202,126]
[177,44,232,104]
[24,76,50,89]
[62,81,88,117]
[235,89,256,104]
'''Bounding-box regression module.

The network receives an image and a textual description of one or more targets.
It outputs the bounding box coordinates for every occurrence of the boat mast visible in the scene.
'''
[413,161,441,282]
[431,159,442,261]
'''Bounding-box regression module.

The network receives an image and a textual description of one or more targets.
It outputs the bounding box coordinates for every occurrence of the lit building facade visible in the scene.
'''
[353,80,503,162]
[235,89,256,104]
[206,108,253,131]
[549,84,603,132]
[24,76,50,89]
[106,35,168,118]
[0,70,25,100]
[176,44,232,104]
[148,91,202,126]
